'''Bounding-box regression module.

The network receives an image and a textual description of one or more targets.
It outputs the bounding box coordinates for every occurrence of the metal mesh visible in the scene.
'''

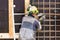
[30,0,60,40]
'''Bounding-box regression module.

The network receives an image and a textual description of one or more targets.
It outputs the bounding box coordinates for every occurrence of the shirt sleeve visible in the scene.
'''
[34,20,42,30]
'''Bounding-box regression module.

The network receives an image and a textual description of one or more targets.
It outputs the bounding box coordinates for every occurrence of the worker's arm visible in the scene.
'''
[35,20,42,31]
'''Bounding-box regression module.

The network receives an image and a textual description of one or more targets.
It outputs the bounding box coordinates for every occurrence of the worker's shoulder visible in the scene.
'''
[23,16,38,21]
[22,16,32,20]
[23,16,28,18]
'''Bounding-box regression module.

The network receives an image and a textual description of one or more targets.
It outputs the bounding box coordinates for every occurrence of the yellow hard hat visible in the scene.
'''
[27,5,39,15]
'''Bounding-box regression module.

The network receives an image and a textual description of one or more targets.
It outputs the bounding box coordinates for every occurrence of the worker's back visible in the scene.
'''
[19,16,41,40]
[21,16,39,31]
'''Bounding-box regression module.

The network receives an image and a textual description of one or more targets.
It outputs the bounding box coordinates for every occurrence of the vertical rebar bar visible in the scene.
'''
[43,0,45,40]
[55,0,56,40]
[49,0,51,40]
[38,0,39,40]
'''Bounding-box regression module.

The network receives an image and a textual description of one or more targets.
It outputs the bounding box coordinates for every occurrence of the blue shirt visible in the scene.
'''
[21,16,41,31]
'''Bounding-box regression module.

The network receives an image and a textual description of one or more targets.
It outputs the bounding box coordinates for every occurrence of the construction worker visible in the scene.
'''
[19,5,42,40]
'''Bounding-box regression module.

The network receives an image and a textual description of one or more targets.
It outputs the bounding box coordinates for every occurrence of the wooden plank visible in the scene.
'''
[0,33,19,39]
[25,0,30,14]
[8,0,13,37]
